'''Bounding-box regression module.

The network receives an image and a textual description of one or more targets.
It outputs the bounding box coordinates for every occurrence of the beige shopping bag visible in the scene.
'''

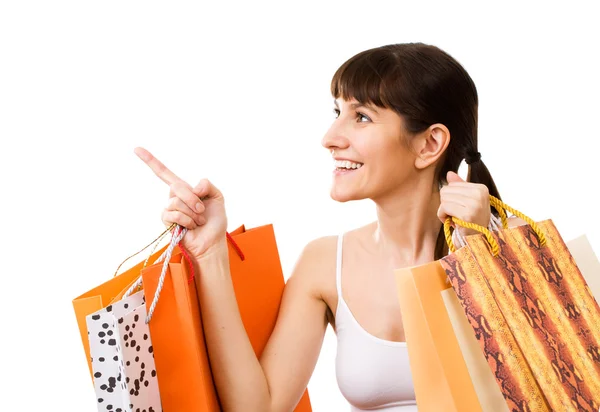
[566,235,600,302]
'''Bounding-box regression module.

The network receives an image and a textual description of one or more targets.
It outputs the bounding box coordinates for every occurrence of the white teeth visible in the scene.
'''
[334,160,363,169]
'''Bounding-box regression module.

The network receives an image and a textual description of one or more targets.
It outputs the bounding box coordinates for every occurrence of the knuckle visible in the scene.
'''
[185,193,199,208]
[478,184,489,196]
[174,211,192,228]
[176,197,188,212]
[172,181,190,194]
[167,197,178,210]
[168,185,179,198]
[163,215,176,228]
[196,178,208,189]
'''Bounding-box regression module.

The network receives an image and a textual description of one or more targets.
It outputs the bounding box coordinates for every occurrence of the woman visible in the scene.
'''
[135,42,521,411]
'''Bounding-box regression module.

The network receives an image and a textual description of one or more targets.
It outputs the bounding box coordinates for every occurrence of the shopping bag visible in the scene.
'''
[442,237,549,411]
[394,261,482,412]
[566,234,600,303]
[441,196,600,411]
[73,243,169,378]
[440,288,509,412]
[227,224,311,409]
[141,228,220,411]
[86,290,161,412]
[141,223,312,412]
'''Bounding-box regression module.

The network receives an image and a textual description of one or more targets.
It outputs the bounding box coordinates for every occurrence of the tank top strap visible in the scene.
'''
[336,233,344,297]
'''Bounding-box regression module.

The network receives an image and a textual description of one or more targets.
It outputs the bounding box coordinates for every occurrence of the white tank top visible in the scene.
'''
[334,234,418,411]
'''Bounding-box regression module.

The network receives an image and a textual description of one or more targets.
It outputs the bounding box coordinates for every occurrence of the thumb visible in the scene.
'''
[193,178,223,201]
[446,170,465,184]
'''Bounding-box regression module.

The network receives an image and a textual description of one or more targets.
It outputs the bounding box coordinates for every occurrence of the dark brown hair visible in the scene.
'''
[331,42,501,259]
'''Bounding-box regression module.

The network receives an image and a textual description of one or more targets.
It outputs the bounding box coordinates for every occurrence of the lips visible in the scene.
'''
[334,159,364,170]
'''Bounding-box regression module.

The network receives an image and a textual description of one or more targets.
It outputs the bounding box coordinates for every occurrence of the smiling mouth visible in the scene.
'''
[334,160,363,171]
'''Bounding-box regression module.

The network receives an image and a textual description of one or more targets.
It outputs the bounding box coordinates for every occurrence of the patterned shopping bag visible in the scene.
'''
[441,196,600,411]
[86,290,161,412]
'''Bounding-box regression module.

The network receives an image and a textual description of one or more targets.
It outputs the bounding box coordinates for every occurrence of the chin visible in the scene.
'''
[329,188,363,203]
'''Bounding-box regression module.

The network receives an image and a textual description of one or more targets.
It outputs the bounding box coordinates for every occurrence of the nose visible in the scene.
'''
[321,119,350,153]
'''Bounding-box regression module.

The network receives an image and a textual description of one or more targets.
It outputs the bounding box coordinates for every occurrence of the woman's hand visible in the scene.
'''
[134,147,228,259]
[437,171,491,237]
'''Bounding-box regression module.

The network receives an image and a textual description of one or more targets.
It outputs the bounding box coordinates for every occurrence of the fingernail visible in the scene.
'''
[195,202,202,212]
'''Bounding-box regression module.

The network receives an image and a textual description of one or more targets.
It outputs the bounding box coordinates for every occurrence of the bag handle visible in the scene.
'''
[489,196,545,244]
[113,223,176,278]
[444,216,500,256]
[117,220,246,291]
[444,195,547,256]
[140,225,245,323]
[448,194,511,249]
[145,225,188,323]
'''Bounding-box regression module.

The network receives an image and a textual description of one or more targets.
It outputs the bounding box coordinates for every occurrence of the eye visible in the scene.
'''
[357,112,371,123]
[333,108,340,118]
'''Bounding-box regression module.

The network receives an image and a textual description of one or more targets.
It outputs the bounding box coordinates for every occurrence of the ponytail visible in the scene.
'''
[468,157,501,201]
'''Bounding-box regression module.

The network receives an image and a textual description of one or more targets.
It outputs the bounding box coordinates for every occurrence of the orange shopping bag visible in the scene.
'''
[395,261,482,412]
[142,224,312,412]
[72,242,169,379]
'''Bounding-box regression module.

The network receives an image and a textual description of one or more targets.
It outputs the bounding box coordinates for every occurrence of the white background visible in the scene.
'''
[1,1,599,411]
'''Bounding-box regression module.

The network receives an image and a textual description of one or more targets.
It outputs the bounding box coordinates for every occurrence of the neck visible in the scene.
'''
[372,177,441,268]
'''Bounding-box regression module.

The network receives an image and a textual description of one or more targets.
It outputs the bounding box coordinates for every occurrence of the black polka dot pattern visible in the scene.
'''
[86,291,161,411]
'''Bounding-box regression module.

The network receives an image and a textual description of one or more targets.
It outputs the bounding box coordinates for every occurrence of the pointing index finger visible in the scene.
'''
[134,147,181,186]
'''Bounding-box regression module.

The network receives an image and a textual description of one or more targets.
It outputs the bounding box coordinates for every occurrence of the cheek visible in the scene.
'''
[354,126,413,176]
[369,145,412,177]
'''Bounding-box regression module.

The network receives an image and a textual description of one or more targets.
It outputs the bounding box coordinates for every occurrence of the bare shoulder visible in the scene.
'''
[301,235,339,259]
[296,235,339,270]
[287,223,375,298]
[294,221,375,272]
[286,235,339,296]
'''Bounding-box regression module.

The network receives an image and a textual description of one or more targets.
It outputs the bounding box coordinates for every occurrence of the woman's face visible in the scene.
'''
[322,97,418,203]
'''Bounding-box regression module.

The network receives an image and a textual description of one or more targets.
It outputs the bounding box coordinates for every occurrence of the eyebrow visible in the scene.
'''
[333,100,379,114]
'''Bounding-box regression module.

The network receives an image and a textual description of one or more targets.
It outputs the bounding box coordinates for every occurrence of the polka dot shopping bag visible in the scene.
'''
[73,230,172,412]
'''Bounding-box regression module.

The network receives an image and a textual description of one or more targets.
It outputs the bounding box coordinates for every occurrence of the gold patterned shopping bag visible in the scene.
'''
[441,196,600,412]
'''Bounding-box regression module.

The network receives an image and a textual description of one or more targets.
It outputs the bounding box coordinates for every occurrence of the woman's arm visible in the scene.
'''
[134,147,331,412]
[196,236,332,412]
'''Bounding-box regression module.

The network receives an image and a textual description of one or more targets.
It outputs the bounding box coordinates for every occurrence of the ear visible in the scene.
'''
[413,123,451,170]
